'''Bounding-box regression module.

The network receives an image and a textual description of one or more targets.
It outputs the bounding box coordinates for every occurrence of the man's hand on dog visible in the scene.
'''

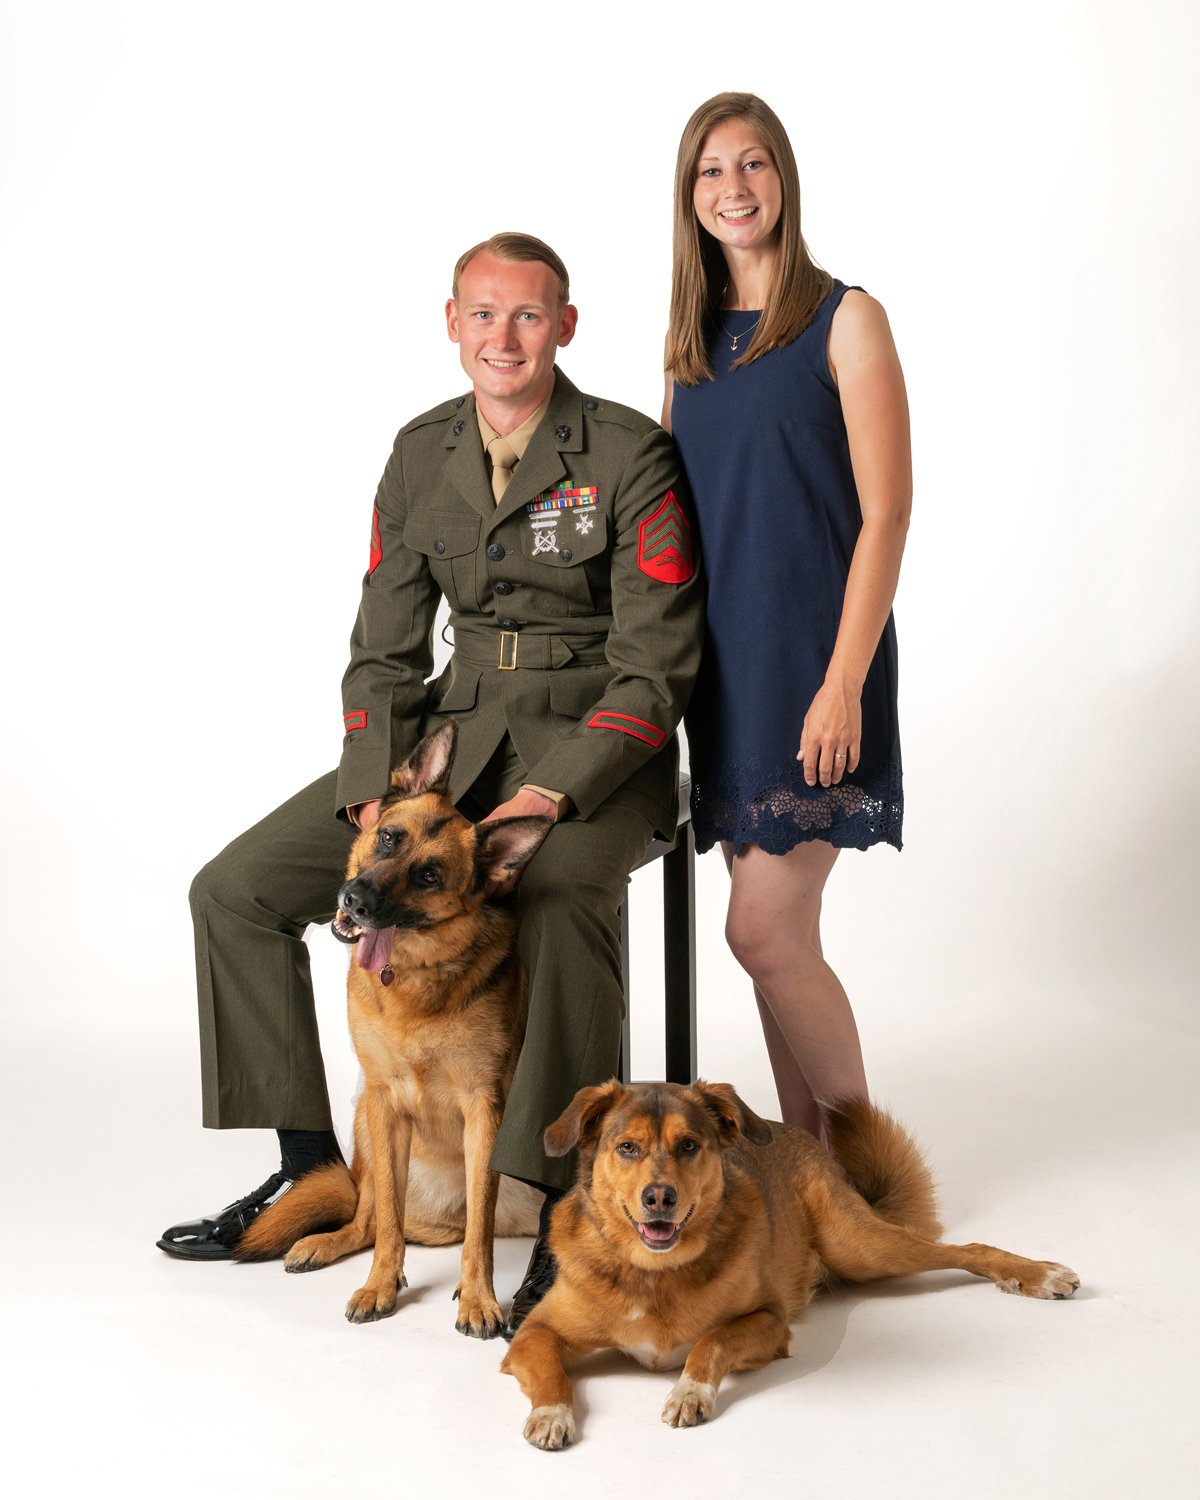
[351,791,557,897]
[481,790,558,896]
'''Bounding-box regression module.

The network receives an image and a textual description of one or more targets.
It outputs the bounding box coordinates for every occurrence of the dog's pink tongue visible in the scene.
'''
[356,926,397,973]
[641,1221,676,1242]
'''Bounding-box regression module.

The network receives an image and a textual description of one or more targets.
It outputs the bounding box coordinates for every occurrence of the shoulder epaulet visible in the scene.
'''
[581,396,660,438]
[399,394,471,437]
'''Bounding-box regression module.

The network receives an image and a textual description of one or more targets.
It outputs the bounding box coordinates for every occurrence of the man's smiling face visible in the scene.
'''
[446,252,577,418]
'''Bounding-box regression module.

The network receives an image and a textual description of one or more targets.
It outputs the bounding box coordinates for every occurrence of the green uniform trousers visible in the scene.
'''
[189,737,654,1191]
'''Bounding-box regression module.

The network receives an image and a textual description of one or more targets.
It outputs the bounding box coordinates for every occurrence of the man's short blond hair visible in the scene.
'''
[452,232,570,308]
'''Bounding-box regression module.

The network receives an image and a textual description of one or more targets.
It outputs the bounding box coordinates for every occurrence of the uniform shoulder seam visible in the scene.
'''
[399,396,469,436]
[584,398,660,437]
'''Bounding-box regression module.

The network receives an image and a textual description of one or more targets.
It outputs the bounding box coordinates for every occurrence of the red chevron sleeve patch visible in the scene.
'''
[587,711,665,748]
[637,490,692,584]
[343,711,368,733]
[368,506,383,575]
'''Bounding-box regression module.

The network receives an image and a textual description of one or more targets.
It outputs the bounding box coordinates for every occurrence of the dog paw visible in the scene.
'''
[995,1263,1081,1300]
[662,1374,717,1428]
[454,1287,506,1340]
[284,1235,336,1274]
[344,1275,408,1323]
[523,1404,576,1451]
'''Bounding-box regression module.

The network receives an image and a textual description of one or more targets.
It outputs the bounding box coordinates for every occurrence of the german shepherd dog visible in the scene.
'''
[234,720,551,1339]
[502,1080,1080,1449]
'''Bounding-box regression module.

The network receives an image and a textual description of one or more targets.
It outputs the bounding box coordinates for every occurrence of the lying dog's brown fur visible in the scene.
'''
[234,720,550,1338]
[502,1080,1080,1448]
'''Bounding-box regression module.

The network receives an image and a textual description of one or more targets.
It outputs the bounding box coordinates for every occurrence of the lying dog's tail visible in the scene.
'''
[232,1159,359,1262]
[825,1099,942,1241]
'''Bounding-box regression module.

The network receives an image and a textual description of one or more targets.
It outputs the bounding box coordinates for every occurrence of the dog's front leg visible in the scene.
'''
[501,1324,588,1450]
[345,1085,412,1324]
[455,1093,505,1339]
[662,1308,790,1428]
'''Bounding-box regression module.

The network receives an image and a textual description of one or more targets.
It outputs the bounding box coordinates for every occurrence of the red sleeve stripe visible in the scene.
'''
[586,711,665,748]
[343,711,368,733]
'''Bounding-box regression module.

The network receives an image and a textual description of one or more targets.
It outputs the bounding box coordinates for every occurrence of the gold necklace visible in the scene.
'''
[722,312,761,352]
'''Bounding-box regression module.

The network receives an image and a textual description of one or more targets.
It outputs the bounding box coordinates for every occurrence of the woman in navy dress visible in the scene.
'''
[664,93,911,1148]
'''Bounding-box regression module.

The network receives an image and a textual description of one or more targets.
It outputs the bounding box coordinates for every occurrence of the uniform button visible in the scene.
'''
[555,425,571,442]
[434,541,445,554]
[495,580,513,595]
[455,397,465,408]
[487,544,505,561]
[585,399,598,411]
[452,421,464,436]
[434,694,444,706]
[560,548,573,562]
[500,618,518,631]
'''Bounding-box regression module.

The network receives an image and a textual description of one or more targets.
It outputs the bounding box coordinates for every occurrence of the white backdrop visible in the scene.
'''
[0,4,1197,1496]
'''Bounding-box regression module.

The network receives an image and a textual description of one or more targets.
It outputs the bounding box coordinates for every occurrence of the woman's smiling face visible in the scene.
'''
[692,117,783,254]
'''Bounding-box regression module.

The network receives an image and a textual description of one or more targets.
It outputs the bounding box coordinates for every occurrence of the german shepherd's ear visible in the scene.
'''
[688,1081,773,1147]
[475,816,553,890]
[544,1079,626,1157]
[390,720,458,799]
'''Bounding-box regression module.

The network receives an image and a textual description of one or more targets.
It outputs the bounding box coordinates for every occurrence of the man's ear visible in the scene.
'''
[544,1080,626,1157]
[475,815,552,889]
[390,720,457,799]
[687,1081,774,1147]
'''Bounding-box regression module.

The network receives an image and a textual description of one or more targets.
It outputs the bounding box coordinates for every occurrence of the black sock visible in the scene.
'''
[277,1129,344,1179]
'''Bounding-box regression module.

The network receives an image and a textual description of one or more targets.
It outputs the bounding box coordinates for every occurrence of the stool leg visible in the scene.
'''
[663,823,697,1084]
[617,899,632,1085]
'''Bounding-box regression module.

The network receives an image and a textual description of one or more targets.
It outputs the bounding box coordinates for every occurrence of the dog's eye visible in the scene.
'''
[616,1142,638,1157]
[413,865,440,887]
[678,1139,698,1155]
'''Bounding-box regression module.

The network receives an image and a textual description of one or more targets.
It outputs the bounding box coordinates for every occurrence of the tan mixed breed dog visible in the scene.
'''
[235,720,549,1338]
[502,1079,1080,1449]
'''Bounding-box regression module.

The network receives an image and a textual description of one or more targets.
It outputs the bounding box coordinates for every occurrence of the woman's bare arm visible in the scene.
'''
[797,291,912,787]
[662,333,675,432]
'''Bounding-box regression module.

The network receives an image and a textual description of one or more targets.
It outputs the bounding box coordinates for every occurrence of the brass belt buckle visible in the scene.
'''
[498,630,518,670]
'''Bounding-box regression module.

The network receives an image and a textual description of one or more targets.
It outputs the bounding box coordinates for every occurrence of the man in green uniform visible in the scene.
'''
[158,233,705,1328]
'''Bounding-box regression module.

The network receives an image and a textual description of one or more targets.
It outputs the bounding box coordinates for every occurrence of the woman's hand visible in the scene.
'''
[797,681,861,786]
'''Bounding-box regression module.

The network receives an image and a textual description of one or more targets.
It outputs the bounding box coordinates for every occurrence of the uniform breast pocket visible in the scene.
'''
[404,512,481,610]
[520,509,609,614]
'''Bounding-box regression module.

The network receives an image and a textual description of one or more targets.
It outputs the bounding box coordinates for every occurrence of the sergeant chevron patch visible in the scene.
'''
[368,507,383,575]
[637,491,692,583]
[343,711,368,733]
[586,711,665,748]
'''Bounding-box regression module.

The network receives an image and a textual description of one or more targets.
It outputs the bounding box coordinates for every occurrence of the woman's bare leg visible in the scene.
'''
[722,839,867,1145]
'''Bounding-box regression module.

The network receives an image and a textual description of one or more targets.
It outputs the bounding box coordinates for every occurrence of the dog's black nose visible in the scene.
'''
[339,878,383,923]
[641,1183,677,1214]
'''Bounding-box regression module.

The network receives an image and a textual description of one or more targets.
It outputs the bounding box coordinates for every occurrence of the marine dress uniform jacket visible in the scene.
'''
[189,370,705,1191]
[337,369,703,839]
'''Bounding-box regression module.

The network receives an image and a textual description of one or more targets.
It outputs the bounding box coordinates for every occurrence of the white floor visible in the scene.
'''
[2,941,1196,1500]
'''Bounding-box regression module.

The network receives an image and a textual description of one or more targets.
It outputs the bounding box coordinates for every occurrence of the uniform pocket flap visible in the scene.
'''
[430,660,481,713]
[521,509,608,568]
[548,665,616,719]
[404,512,481,559]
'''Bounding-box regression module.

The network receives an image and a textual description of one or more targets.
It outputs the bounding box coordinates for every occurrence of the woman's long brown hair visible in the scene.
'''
[667,92,833,387]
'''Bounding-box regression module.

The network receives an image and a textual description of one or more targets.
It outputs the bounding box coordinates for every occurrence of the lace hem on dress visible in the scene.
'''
[690,755,903,856]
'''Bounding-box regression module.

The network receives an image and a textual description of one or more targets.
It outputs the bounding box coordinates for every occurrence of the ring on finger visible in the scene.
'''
[834,751,846,761]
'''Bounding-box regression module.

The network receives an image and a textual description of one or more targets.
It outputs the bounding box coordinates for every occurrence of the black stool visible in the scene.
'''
[616,774,697,1086]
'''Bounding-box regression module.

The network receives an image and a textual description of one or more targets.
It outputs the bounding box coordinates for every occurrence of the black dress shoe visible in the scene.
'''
[505,1233,557,1339]
[157,1171,294,1260]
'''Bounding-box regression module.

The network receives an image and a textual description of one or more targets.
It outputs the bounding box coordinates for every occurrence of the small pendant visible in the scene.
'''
[730,338,739,351]
[379,965,394,987]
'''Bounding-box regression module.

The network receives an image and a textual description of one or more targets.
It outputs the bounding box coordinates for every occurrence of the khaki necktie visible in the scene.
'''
[487,434,520,504]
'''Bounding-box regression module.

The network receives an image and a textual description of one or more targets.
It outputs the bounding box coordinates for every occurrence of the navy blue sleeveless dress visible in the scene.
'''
[673,281,903,856]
